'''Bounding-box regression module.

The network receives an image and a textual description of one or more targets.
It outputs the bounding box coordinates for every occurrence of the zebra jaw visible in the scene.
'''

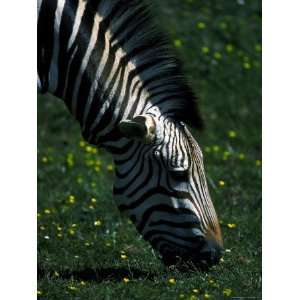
[118,115,156,144]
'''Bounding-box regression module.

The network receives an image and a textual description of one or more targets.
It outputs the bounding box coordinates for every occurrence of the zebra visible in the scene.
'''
[38,0,224,268]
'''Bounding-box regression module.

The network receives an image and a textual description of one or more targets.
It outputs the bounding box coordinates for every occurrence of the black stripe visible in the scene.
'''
[37,0,58,92]
[114,145,146,179]
[63,0,100,110]
[125,203,195,233]
[149,220,200,230]
[114,142,142,165]
[103,139,134,155]
[114,155,153,196]
[144,229,201,244]
[55,0,79,97]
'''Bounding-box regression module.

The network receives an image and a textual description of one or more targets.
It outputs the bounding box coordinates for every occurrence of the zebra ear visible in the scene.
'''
[118,115,156,144]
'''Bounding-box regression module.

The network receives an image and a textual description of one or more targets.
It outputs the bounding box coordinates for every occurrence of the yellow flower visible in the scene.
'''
[66,153,74,167]
[85,145,93,153]
[84,242,90,247]
[66,160,74,168]
[174,39,182,48]
[223,288,232,297]
[54,271,59,277]
[238,153,245,160]
[197,22,206,29]
[192,288,199,293]
[203,292,210,299]
[37,290,42,296]
[255,44,262,52]
[105,242,111,247]
[94,220,102,226]
[213,145,220,152]
[56,226,62,231]
[91,197,97,203]
[223,151,231,161]
[68,195,76,204]
[256,159,261,166]
[220,257,225,263]
[44,209,51,214]
[227,223,237,229]
[68,286,78,291]
[213,51,222,60]
[208,279,215,284]
[168,278,176,284]
[68,229,75,235]
[218,180,225,187]
[121,254,128,260]
[40,225,45,231]
[228,130,237,138]
[123,277,130,283]
[42,156,48,163]
[226,44,234,53]
[79,140,85,147]
[71,223,77,228]
[107,164,114,172]
[57,233,62,238]
[201,46,210,54]
[94,166,100,172]
[91,147,98,154]
[80,281,86,286]
[243,62,251,69]
[89,205,95,210]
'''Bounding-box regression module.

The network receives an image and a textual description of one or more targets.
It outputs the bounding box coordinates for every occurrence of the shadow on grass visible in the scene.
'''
[37,266,155,282]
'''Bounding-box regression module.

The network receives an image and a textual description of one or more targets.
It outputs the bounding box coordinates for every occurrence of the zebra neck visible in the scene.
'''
[38,0,202,149]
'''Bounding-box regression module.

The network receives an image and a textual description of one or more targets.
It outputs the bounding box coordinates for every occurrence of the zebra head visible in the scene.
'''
[114,112,223,268]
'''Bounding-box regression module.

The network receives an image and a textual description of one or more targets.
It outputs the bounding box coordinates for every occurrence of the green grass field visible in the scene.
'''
[37,0,261,299]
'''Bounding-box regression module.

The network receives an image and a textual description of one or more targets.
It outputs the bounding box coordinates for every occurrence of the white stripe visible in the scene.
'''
[67,0,87,51]
[37,74,42,92]
[71,13,102,114]
[82,31,111,126]
[88,38,128,132]
[90,57,125,136]
[48,0,66,92]
[93,64,150,141]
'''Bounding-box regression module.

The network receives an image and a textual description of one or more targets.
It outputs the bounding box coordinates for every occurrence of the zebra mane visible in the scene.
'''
[101,0,204,129]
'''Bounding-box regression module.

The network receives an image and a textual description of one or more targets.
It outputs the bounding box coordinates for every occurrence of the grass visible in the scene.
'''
[37,0,261,299]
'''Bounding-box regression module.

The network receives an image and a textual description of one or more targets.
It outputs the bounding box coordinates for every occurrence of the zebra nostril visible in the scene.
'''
[199,239,224,265]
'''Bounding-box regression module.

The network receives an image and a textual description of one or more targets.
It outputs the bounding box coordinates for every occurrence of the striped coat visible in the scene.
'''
[38,0,223,268]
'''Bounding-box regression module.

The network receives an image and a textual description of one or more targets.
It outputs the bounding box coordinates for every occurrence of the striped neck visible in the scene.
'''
[38,0,203,148]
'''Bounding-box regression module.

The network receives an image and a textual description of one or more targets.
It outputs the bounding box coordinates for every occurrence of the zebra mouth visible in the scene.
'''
[160,241,224,270]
